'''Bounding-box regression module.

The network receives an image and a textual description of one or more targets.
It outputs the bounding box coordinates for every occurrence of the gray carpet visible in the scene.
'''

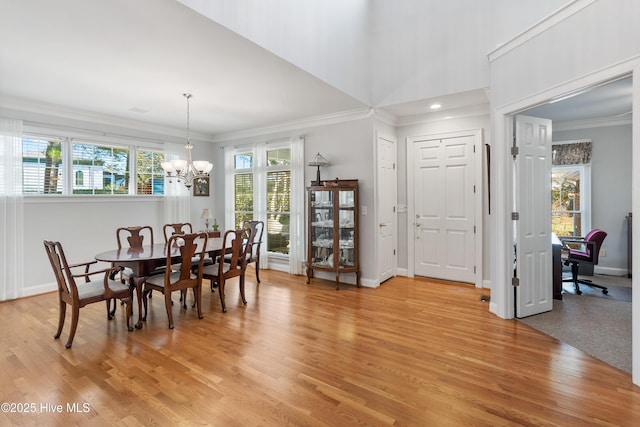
[518,274,632,374]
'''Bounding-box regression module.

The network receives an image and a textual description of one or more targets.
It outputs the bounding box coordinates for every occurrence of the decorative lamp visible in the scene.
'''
[200,208,213,230]
[308,152,330,185]
[161,93,213,189]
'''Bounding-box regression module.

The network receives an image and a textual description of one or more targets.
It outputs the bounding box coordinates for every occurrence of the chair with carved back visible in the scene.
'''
[112,225,158,314]
[223,220,264,282]
[44,240,133,348]
[141,232,208,329]
[243,220,264,283]
[202,229,250,313]
[163,223,193,243]
[116,225,155,280]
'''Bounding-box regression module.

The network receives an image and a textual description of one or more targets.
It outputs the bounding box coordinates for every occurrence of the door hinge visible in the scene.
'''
[512,277,520,287]
[473,144,476,153]
[393,163,396,170]
[511,145,519,157]
[473,225,476,234]
[393,249,396,255]
[473,185,476,193]
[474,265,476,274]
[511,212,520,221]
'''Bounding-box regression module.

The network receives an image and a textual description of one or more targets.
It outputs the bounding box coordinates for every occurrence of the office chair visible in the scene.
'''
[561,229,608,295]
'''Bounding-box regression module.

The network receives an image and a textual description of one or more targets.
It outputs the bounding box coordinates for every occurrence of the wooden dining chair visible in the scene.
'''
[163,223,193,243]
[115,225,155,281]
[162,222,213,308]
[141,232,208,329]
[202,229,249,313]
[243,220,264,283]
[222,220,264,282]
[44,240,133,349]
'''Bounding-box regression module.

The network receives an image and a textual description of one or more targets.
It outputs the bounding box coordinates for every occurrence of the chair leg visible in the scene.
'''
[195,285,203,320]
[577,279,609,294]
[165,291,174,329]
[255,260,260,283]
[123,295,133,332]
[239,274,247,305]
[571,263,582,295]
[142,289,150,321]
[107,299,116,320]
[54,300,66,339]
[65,305,80,349]
[180,290,187,309]
[218,278,227,313]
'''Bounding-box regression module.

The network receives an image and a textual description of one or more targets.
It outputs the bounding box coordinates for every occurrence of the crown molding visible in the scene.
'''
[553,114,632,132]
[0,94,212,143]
[211,107,373,142]
[488,0,597,63]
[393,103,490,128]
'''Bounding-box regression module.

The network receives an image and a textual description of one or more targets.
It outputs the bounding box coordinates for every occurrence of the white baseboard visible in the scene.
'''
[397,268,408,277]
[594,266,628,276]
[483,279,491,289]
[22,282,56,299]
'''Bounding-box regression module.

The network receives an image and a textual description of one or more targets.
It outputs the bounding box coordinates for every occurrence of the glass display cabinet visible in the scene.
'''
[306,179,360,289]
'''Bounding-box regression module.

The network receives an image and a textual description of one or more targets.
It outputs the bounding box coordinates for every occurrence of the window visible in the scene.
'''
[22,137,63,194]
[72,142,130,194]
[228,144,295,256]
[137,149,165,195]
[551,165,590,236]
[21,133,165,195]
[266,149,291,254]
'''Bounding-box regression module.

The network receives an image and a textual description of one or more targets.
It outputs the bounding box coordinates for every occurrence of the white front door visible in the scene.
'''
[515,115,553,318]
[377,134,397,284]
[413,133,476,283]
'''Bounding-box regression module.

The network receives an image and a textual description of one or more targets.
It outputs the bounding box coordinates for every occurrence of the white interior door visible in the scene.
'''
[413,134,475,283]
[515,115,553,318]
[377,134,396,284]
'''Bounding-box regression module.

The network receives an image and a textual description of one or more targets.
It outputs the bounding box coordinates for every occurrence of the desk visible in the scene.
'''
[552,233,563,300]
[95,238,224,328]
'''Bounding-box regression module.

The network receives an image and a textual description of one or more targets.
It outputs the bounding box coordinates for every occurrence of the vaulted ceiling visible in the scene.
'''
[0,0,630,139]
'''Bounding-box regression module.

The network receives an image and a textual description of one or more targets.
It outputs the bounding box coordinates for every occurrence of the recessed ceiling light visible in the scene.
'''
[430,103,442,110]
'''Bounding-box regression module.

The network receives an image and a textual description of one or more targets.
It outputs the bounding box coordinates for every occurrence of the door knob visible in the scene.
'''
[379,223,387,227]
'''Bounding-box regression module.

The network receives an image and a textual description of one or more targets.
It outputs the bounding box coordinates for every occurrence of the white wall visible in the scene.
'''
[554,124,632,274]
[371,0,569,107]
[179,0,372,105]
[26,197,165,297]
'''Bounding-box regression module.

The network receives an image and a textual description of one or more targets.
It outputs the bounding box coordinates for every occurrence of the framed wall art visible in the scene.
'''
[193,177,210,197]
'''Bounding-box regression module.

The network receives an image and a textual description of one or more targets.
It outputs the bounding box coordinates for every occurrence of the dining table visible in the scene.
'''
[95,237,224,329]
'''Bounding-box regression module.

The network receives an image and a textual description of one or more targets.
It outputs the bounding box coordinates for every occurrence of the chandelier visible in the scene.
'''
[161,93,213,189]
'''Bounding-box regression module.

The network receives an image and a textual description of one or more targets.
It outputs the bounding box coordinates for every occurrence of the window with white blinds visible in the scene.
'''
[22,134,165,196]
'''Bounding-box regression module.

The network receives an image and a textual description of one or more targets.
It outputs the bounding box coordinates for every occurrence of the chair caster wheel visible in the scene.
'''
[602,290,609,295]
[576,290,582,295]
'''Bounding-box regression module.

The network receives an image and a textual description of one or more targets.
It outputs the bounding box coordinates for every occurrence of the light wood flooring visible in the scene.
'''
[2,270,640,426]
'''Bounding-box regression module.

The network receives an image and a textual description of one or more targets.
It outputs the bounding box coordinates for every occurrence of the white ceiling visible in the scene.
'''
[523,76,633,123]
[0,0,366,138]
[0,1,632,138]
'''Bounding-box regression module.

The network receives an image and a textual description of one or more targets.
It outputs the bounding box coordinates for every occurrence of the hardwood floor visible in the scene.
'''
[2,270,640,426]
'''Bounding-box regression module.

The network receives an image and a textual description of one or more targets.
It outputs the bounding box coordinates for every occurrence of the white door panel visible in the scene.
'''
[414,135,475,284]
[377,135,397,284]
[515,115,553,318]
